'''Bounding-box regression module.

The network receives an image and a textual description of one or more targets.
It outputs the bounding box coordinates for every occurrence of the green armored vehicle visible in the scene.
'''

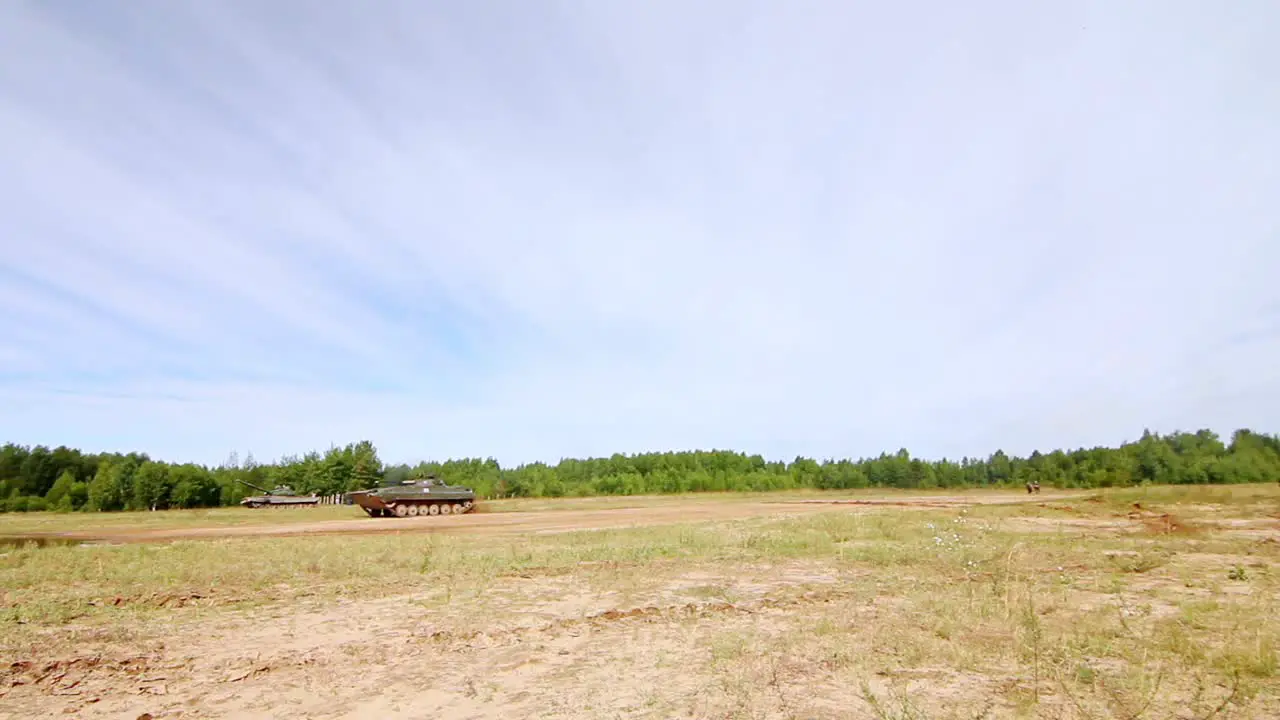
[237,479,320,508]
[346,474,476,517]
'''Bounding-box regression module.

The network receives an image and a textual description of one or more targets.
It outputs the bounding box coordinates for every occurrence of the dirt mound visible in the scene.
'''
[1123,503,1203,535]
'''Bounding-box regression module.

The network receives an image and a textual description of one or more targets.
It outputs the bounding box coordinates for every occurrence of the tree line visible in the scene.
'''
[1,428,1278,513]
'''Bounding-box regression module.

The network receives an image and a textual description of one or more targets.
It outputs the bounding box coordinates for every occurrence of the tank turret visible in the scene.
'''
[236,478,320,508]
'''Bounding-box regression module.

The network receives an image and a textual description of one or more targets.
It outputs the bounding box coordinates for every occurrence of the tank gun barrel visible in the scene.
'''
[236,478,271,495]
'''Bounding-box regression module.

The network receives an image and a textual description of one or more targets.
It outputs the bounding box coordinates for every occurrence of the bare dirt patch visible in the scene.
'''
[996,503,1280,542]
[3,487,1276,719]
[1,562,858,719]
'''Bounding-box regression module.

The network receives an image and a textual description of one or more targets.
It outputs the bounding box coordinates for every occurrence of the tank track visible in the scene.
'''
[362,499,475,518]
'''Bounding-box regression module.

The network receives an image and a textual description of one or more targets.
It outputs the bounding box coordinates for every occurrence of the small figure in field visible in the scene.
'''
[1026,480,1041,494]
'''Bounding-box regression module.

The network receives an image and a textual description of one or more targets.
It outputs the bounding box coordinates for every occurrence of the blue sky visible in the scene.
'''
[1,1,1277,468]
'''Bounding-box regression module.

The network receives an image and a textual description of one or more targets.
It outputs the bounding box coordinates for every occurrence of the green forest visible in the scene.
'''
[2,428,1279,513]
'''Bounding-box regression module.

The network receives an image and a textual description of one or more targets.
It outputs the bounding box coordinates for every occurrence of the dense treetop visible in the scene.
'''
[2,428,1278,513]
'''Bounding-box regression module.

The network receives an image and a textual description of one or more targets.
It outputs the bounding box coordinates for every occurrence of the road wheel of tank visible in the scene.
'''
[446,503,460,514]
[393,504,409,518]
[461,500,474,513]
[407,504,420,516]
[428,503,440,515]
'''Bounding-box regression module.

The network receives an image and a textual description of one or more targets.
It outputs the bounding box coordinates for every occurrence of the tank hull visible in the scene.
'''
[240,494,320,508]
[346,482,476,518]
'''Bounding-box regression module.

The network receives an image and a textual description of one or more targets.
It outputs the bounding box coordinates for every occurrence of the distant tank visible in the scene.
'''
[346,474,476,517]
[237,479,320,508]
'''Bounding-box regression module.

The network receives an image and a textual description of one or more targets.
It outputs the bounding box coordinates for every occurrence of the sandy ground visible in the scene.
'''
[9,491,1273,719]
[5,492,1073,545]
[5,560,873,720]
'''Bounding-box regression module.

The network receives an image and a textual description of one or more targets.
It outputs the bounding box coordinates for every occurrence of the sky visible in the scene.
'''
[1,1,1277,469]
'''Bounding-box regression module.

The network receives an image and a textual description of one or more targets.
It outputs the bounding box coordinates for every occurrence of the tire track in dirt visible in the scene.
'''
[411,585,872,654]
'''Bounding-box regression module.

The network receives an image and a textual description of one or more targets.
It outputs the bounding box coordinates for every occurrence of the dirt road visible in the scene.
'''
[10,492,1073,545]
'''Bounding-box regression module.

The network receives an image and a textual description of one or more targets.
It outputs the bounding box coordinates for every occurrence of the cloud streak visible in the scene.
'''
[1,0,1277,467]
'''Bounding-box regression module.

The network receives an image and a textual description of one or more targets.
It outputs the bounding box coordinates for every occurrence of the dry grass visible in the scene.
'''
[1,484,1277,719]
[0,485,1074,536]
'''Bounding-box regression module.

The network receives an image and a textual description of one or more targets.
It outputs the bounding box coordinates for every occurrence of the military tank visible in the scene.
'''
[345,474,476,517]
[236,479,320,508]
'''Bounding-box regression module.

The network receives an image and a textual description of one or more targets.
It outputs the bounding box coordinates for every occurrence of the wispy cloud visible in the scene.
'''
[1,1,1277,467]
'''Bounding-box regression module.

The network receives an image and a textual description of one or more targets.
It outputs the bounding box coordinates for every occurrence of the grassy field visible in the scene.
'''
[1,484,1277,719]
[0,485,1016,535]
